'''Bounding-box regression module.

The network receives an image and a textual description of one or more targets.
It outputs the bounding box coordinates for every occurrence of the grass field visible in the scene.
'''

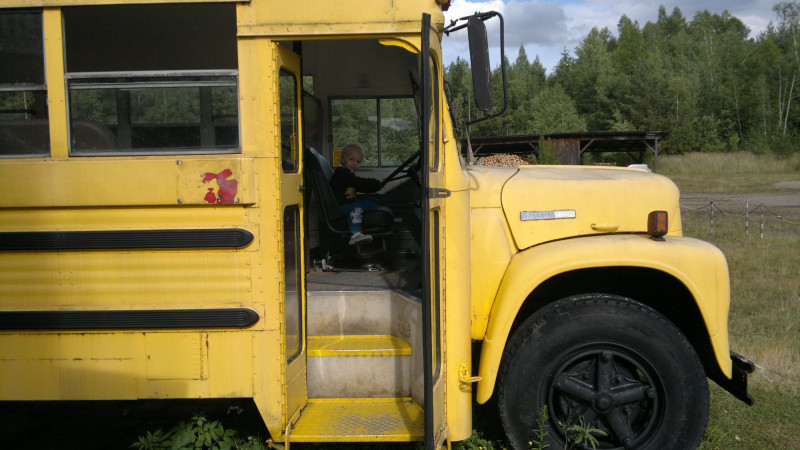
[658,152,800,194]
[661,153,800,449]
[684,212,800,449]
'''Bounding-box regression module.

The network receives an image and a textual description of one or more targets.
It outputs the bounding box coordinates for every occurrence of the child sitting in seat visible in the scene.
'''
[329,143,383,245]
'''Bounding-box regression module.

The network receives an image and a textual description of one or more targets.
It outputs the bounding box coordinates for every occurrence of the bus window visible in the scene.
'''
[284,206,303,362]
[62,4,239,155]
[330,97,419,167]
[280,69,299,172]
[0,10,49,157]
[67,72,239,154]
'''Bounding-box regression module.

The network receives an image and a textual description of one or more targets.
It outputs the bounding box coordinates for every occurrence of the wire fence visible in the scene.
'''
[680,201,800,239]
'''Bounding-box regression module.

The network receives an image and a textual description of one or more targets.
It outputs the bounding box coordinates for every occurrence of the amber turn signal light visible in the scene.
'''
[647,211,668,240]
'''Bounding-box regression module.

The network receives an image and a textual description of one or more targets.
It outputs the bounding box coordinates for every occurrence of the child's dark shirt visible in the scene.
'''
[329,167,381,204]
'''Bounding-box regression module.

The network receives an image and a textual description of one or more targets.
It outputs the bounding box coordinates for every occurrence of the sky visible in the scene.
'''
[441,0,778,73]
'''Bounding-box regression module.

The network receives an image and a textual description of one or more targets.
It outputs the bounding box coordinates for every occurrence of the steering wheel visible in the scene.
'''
[381,149,422,187]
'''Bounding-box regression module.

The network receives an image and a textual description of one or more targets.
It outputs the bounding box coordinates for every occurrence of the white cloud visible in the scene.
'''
[442,0,776,73]
[443,0,506,65]
[504,1,569,47]
[444,1,569,69]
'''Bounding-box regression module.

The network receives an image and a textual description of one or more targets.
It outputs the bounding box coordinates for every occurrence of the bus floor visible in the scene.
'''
[306,264,421,294]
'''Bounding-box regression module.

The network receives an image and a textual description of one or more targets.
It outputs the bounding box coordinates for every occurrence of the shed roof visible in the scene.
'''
[464,130,670,170]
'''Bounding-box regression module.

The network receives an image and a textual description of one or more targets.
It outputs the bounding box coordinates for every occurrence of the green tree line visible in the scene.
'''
[446,2,800,156]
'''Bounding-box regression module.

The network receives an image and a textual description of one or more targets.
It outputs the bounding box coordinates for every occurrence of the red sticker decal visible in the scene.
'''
[202,169,238,204]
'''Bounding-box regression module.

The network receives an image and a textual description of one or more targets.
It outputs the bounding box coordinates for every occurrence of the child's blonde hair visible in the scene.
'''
[340,143,364,159]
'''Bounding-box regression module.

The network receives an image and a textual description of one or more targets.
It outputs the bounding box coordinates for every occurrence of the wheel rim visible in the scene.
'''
[545,344,664,449]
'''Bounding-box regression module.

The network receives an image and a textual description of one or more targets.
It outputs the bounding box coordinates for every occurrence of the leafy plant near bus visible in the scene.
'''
[130,415,267,450]
[560,416,605,450]
[529,405,550,450]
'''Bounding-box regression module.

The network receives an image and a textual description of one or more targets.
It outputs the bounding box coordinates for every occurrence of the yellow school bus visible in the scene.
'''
[0,1,753,448]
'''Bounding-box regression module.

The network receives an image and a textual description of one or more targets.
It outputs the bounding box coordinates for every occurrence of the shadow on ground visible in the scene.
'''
[0,398,269,449]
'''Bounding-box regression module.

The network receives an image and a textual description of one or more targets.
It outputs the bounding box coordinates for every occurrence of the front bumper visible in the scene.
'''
[713,351,755,405]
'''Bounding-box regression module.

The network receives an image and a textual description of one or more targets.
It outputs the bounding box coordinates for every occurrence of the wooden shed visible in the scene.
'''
[463,130,670,172]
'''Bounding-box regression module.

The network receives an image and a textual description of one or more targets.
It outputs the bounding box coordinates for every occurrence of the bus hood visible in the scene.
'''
[474,165,681,250]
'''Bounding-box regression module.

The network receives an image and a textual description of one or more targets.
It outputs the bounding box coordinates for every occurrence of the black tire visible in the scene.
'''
[497,294,709,450]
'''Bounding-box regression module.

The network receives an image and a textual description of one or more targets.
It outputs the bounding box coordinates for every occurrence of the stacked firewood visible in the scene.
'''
[477,153,535,167]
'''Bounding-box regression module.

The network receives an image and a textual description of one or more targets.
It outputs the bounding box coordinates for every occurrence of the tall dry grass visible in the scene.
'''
[690,211,800,448]
[660,152,800,194]
[671,152,800,448]
[660,152,799,175]
[683,212,800,391]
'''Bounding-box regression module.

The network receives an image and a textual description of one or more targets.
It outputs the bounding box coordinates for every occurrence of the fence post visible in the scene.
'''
[760,203,765,241]
[746,202,749,236]
[710,201,714,235]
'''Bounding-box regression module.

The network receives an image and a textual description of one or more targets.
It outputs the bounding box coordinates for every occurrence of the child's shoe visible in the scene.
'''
[349,231,373,245]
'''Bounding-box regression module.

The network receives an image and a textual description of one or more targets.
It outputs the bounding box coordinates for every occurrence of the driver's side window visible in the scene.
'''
[330,97,418,167]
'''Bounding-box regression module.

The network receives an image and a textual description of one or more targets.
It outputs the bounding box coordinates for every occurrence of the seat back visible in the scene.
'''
[305,147,346,224]
[310,147,334,180]
[305,147,395,241]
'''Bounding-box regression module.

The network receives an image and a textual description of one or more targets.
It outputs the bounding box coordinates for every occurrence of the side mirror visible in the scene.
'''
[468,17,493,112]
[444,11,507,125]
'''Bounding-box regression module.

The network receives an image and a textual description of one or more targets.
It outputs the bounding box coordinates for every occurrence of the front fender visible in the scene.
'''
[475,234,732,404]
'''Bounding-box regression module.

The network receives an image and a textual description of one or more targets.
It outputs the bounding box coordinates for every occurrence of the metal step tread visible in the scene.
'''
[289,398,423,442]
[307,334,411,357]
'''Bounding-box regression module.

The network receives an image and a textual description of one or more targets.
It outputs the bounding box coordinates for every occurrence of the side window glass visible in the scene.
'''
[67,73,238,154]
[331,98,377,165]
[279,69,299,172]
[63,4,239,155]
[429,60,440,171]
[331,97,419,167]
[283,206,303,362]
[0,11,49,157]
[380,98,420,166]
[432,209,442,378]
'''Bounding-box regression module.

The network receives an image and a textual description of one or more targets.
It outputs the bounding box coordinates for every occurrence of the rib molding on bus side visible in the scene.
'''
[0,228,254,251]
[0,308,260,330]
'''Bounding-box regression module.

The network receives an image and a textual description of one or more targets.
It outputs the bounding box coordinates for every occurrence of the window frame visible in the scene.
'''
[65,70,241,156]
[329,95,420,168]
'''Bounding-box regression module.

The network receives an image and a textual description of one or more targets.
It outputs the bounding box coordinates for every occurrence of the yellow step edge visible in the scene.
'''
[308,397,415,403]
[307,334,411,357]
[290,397,423,442]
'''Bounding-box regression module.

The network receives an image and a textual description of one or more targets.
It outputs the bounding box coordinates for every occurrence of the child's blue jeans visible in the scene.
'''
[341,199,378,234]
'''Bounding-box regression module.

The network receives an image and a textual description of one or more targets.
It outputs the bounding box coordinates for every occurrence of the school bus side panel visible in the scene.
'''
[0,203,267,401]
[0,5,286,417]
[236,30,286,436]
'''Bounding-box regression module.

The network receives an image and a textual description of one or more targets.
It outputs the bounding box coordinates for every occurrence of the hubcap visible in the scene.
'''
[547,346,663,449]
[592,393,613,413]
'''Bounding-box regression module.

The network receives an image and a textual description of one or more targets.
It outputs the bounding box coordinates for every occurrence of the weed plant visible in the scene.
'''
[130,415,268,450]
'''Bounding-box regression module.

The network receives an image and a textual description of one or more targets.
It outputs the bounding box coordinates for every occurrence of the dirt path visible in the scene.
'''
[680,181,800,220]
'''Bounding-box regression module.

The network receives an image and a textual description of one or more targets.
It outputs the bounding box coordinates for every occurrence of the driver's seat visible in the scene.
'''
[304,148,394,249]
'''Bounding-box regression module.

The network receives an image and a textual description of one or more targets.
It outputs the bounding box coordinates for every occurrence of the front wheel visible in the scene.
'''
[497,294,709,450]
